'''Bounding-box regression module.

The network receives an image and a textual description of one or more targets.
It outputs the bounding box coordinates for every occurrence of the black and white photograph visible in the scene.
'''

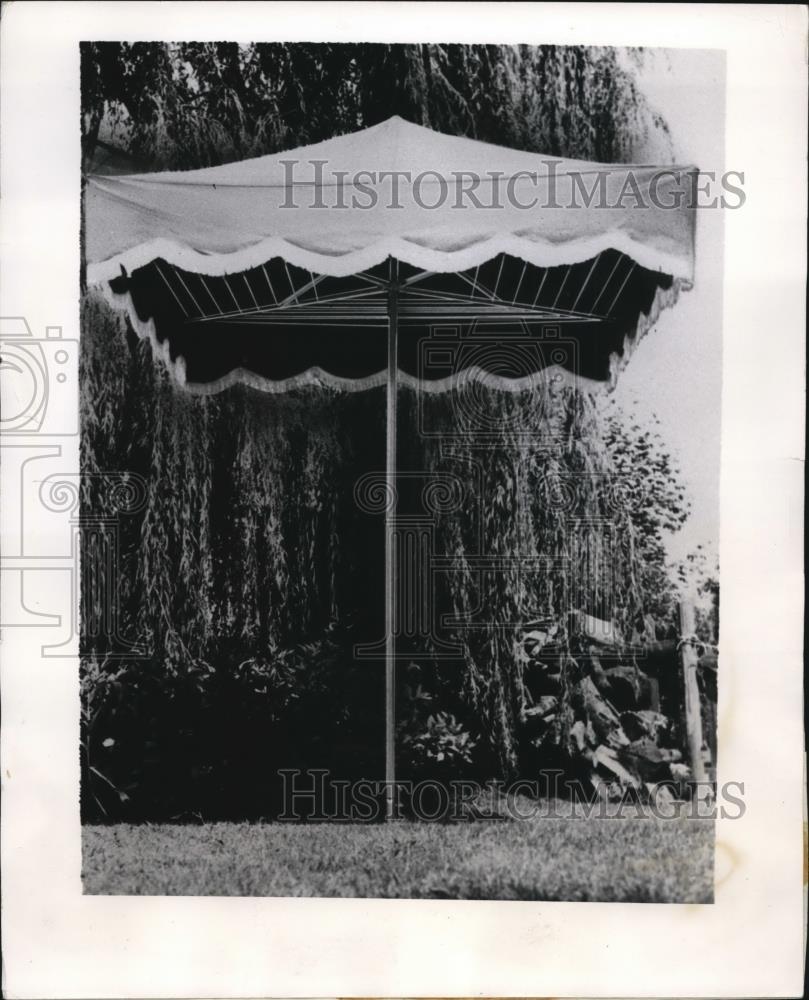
[79,39,725,901]
[0,4,805,998]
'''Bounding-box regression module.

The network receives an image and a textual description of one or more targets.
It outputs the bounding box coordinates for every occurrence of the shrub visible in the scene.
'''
[398,712,478,783]
[80,627,385,822]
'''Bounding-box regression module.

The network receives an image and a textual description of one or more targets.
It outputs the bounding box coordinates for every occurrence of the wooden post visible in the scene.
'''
[384,257,399,820]
[679,600,707,784]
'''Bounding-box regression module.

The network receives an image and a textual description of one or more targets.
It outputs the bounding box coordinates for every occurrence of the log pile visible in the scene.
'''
[520,611,691,799]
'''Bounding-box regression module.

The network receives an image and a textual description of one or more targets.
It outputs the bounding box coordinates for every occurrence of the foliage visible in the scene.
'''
[399,711,478,780]
[397,671,480,785]
[81,296,388,819]
[80,295,381,667]
[600,395,719,640]
[674,546,720,643]
[81,627,385,821]
[81,42,673,173]
[600,396,691,631]
[398,383,653,779]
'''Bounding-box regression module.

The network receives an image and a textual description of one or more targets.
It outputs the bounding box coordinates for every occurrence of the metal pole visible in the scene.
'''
[385,257,399,820]
[678,600,707,784]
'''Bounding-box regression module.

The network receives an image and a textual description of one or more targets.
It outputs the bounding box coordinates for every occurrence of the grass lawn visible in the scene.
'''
[82,806,714,902]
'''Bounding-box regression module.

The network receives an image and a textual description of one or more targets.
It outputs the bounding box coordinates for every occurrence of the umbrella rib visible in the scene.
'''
[228,314,385,327]
[551,265,573,309]
[401,286,477,304]
[512,261,528,304]
[283,261,296,297]
[492,255,506,300]
[172,269,205,317]
[605,262,637,316]
[590,255,625,313]
[354,272,389,289]
[218,304,602,326]
[155,262,189,317]
[197,274,223,314]
[222,275,242,311]
[457,268,494,300]
[186,286,385,324]
[261,264,277,303]
[531,268,550,306]
[571,253,603,313]
[275,273,327,309]
[182,277,606,325]
[400,270,437,288]
[271,286,383,310]
[243,273,260,310]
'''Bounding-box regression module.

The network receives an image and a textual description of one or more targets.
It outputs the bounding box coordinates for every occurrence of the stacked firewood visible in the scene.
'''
[520,612,689,798]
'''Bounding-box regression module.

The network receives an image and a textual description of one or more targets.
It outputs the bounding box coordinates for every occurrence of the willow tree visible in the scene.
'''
[81,42,673,171]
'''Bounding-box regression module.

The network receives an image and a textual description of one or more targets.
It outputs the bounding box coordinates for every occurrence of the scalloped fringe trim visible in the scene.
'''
[606,279,684,390]
[92,283,605,397]
[175,364,601,397]
[86,231,694,285]
[92,275,684,398]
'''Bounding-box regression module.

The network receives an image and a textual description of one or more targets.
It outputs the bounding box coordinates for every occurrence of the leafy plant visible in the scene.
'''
[600,396,692,633]
[398,712,479,782]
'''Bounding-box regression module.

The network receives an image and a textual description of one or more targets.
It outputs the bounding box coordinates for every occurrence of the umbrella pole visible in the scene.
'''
[385,257,399,821]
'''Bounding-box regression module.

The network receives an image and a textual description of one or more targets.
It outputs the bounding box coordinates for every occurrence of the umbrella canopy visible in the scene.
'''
[86,115,696,285]
[85,117,695,394]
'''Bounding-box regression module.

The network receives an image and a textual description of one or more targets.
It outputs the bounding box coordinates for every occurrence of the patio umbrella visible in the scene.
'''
[85,115,697,818]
